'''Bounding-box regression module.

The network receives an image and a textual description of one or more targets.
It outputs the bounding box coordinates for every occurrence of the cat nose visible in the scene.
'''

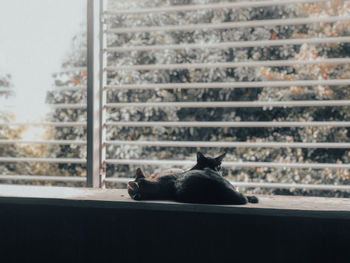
[133,193,142,200]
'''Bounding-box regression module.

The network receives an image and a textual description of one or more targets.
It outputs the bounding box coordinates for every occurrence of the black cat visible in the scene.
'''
[190,152,226,172]
[128,153,258,205]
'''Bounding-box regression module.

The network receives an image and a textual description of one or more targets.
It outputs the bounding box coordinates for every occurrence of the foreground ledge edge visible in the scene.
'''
[0,184,349,219]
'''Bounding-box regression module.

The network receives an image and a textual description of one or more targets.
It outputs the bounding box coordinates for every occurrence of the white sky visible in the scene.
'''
[0,0,85,127]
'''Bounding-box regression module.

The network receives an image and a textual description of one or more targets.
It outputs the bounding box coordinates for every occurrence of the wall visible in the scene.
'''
[0,196,349,263]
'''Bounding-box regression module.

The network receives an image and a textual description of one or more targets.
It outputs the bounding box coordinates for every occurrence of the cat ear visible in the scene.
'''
[197,152,205,161]
[135,168,146,179]
[215,153,226,163]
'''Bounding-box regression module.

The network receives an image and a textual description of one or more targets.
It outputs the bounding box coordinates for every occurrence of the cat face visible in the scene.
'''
[127,168,148,200]
[195,152,226,172]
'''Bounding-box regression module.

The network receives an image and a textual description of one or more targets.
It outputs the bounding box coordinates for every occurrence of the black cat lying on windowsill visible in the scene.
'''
[128,152,258,205]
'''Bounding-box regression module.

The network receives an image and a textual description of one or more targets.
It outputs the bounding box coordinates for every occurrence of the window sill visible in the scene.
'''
[0,184,349,219]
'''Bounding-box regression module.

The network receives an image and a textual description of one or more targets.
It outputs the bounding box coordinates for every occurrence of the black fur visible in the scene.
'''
[128,152,258,205]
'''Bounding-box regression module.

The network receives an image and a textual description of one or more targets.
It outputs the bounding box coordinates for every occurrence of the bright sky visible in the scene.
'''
[0,0,85,138]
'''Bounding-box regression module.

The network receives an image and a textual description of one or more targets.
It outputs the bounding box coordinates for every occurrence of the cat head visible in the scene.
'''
[128,168,148,200]
[193,152,226,172]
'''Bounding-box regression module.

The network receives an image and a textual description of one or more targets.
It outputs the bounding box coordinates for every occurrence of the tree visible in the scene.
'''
[44,28,87,183]
[105,0,300,177]
[43,0,350,196]
[253,1,350,196]
[0,73,29,178]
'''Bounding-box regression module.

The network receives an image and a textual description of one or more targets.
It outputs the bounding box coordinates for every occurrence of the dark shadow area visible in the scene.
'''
[0,198,349,263]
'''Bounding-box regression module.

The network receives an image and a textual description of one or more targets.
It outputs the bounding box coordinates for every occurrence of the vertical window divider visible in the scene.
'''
[87,0,105,188]
[100,0,107,188]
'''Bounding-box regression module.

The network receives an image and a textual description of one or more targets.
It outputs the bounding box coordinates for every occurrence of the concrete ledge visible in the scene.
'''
[0,184,349,219]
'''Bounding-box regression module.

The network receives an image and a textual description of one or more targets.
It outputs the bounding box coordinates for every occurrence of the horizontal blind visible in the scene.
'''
[102,0,350,192]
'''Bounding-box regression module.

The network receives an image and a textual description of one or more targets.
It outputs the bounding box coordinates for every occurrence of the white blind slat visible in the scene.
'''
[0,157,86,164]
[106,140,350,149]
[0,122,86,127]
[105,0,331,15]
[105,100,350,109]
[0,140,86,145]
[105,121,350,128]
[105,58,350,71]
[0,175,86,182]
[105,159,350,169]
[106,36,350,53]
[106,16,350,34]
[105,79,350,90]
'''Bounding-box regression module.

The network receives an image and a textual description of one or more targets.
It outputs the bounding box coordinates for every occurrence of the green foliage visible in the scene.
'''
[45,29,87,179]
[0,74,32,177]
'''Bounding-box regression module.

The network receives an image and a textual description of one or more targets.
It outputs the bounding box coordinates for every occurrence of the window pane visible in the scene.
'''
[0,0,86,186]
